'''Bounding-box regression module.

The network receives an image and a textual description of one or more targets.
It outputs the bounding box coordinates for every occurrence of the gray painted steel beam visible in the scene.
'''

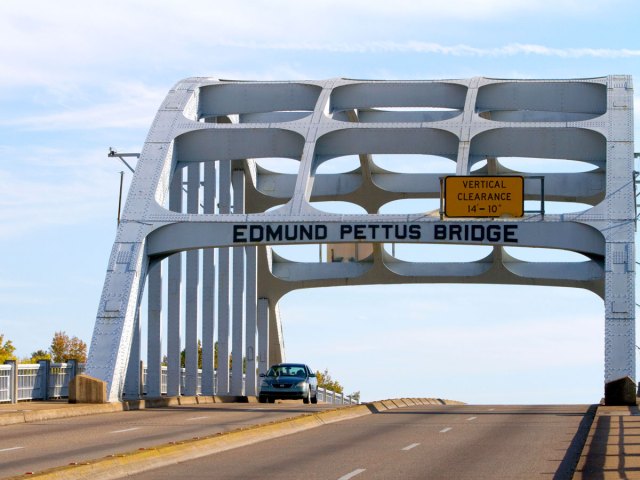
[184,164,200,396]
[231,168,245,395]
[86,76,635,405]
[146,259,162,397]
[201,162,216,395]
[217,160,231,395]
[166,170,183,398]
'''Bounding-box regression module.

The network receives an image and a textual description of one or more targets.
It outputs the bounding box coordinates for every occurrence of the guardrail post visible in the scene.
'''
[38,359,51,400]
[66,359,77,381]
[4,360,17,404]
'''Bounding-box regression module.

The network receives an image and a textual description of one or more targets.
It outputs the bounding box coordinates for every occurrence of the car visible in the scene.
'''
[258,363,318,404]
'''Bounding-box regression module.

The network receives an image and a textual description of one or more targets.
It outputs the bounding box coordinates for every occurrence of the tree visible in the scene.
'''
[49,331,87,363]
[29,349,51,363]
[181,340,203,369]
[0,334,16,363]
[315,368,344,394]
[180,342,246,372]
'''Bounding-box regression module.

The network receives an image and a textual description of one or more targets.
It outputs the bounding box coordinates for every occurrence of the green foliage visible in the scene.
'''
[19,350,51,363]
[0,333,16,363]
[315,368,344,394]
[49,331,87,363]
[180,342,246,373]
[180,340,203,369]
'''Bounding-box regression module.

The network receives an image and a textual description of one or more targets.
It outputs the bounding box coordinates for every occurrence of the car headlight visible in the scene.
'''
[296,381,307,388]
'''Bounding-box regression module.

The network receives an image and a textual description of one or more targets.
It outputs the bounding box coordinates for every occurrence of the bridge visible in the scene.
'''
[84,75,635,405]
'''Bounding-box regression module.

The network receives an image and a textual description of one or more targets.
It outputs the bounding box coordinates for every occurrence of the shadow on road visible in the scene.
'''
[553,404,597,480]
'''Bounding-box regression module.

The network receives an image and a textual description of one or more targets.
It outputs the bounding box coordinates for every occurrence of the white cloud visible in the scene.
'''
[1,82,165,130]
[211,40,640,58]
[0,0,631,89]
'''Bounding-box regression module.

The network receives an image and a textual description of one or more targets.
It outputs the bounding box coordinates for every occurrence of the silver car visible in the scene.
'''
[258,363,318,404]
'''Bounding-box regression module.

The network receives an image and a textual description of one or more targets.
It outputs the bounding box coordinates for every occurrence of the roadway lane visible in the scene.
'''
[0,402,337,478]
[128,404,594,480]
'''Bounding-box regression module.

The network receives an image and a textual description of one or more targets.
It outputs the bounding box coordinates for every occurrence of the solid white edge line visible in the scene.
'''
[467,416,477,421]
[187,416,210,421]
[440,427,452,433]
[402,443,420,451]
[0,446,24,453]
[109,427,141,434]
[338,468,366,480]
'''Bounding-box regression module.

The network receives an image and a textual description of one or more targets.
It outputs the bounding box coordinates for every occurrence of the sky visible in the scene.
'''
[1,0,639,404]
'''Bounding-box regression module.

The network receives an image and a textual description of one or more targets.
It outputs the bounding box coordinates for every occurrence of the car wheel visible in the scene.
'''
[258,395,267,403]
[268,397,275,403]
[311,394,318,404]
[303,390,311,404]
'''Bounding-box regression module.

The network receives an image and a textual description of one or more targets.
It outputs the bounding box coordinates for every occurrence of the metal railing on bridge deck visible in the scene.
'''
[0,360,80,403]
[316,387,358,405]
[139,366,359,405]
[1,362,358,405]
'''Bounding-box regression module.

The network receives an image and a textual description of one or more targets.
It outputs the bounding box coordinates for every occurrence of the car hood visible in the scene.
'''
[262,377,306,384]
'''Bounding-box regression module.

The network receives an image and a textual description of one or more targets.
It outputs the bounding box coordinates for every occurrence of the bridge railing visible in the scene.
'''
[316,387,358,405]
[138,366,355,404]
[0,365,11,402]
[1,362,357,405]
[1,361,80,403]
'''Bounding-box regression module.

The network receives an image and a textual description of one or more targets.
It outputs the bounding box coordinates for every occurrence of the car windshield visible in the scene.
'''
[266,365,307,377]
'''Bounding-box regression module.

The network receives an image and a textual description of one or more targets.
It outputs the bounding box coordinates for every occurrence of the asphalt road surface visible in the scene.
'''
[0,402,337,478]
[128,404,594,480]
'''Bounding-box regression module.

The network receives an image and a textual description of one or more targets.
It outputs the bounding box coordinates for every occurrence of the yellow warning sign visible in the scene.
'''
[444,176,524,218]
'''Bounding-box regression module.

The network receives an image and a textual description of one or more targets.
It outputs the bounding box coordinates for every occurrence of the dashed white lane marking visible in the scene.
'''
[0,447,24,453]
[402,443,420,451]
[338,469,366,480]
[467,416,478,421]
[187,416,210,421]
[488,408,496,411]
[440,427,452,433]
[109,427,141,434]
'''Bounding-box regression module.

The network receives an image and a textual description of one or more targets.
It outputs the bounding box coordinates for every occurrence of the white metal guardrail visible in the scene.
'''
[316,387,358,405]
[1,361,356,405]
[0,361,79,403]
[0,365,11,402]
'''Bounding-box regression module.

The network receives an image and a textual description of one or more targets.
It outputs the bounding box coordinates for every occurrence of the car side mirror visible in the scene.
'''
[259,373,266,377]
[309,373,316,378]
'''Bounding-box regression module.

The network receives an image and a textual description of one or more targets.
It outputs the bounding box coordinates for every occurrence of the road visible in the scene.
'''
[128,404,594,480]
[0,402,337,478]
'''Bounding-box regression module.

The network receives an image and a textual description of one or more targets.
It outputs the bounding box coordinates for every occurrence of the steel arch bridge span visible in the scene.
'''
[85,76,634,405]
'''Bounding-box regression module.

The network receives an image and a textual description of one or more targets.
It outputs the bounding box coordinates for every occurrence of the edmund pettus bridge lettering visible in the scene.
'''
[232,223,519,244]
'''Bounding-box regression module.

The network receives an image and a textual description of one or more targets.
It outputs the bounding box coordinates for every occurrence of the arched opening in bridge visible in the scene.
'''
[278,284,604,404]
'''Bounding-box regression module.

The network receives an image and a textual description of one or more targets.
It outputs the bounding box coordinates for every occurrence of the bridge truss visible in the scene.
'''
[86,76,635,404]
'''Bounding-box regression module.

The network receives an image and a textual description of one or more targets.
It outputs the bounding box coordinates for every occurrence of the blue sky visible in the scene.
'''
[1,0,639,404]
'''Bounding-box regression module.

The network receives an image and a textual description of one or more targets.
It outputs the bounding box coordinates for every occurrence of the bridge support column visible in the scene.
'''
[245,246,258,395]
[231,167,245,396]
[201,162,216,395]
[184,163,200,396]
[124,306,142,398]
[257,298,270,376]
[167,168,183,397]
[217,160,231,395]
[146,259,162,397]
[604,240,636,405]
